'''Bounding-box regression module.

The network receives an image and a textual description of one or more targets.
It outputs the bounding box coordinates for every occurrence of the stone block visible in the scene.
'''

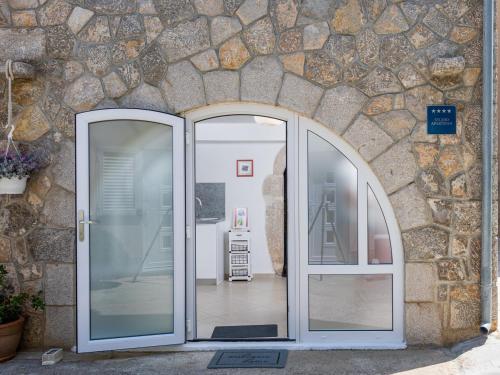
[403,226,448,260]
[63,74,104,112]
[161,61,205,113]
[42,186,75,228]
[45,263,74,305]
[219,36,250,69]
[0,202,37,238]
[344,115,393,161]
[210,16,242,46]
[190,49,219,72]
[450,26,478,44]
[405,263,435,302]
[241,56,283,105]
[153,0,195,26]
[67,6,94,34]
[303,22,329,50]
[430,57,465,78]
[279,52,304,76]
[356,29,379,66]
[373,5,409,34]
[314,85,367,134]
[13,105,50,142]
[44,306,75,349]
[0,28,46,61]
[330,0,364,35]
[102,72,128,98]
[28,228,75,263]
[144,16,163,44]
[78,16,111,43]
[194,0,224,16]
[371,139,418,194]
[270,0,298,32]
[452,201,481,234]
[407,24,440,49]
[38,0,73,27]
[389,184,430,231]
[406,303,442,345]
[0,236,11,262]
[437,258,466,281]
[423,6,452,37]
[304,51,342,87]
[373,110,416,141]
[242,17,275,55]
[358,67,402,97]
[405,85,443,121]
[277,29,301,54]
[203,71,239,104]
[236,0,267,25]
[120,84,168,112]
[278,74,323,117]
[380,34,414,70]
[428,199,452,226]
[52,141,75,193]
[157,17,210,62]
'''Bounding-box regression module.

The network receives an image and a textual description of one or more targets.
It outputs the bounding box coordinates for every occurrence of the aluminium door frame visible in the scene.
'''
[184,104,300,341]
[76,109,186,353]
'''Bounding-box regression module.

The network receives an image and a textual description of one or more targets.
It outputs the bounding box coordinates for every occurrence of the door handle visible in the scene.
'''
[78,210,94,242]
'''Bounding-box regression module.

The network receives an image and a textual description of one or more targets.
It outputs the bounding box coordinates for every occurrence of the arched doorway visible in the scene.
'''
[185,104,404,347]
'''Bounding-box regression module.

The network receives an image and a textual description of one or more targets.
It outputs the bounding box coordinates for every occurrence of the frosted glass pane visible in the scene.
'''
[307,132,358,265]
[89,120,174,340]
[309,274,392,331]
[368,186,392,264]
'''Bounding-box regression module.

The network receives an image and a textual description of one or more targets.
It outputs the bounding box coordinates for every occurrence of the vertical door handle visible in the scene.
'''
[78,210,94,242]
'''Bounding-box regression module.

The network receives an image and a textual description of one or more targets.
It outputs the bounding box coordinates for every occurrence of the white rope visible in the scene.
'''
[3,60,20,159]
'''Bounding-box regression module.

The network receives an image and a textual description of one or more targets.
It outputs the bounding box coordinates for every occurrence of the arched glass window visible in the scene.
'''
[300,116,403,345]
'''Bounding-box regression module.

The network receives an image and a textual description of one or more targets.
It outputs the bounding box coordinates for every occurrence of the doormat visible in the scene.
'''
[207,350,288,369]
[211,324,278,339]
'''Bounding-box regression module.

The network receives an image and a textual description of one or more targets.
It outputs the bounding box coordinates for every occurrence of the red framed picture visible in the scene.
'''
[236,160,254,177]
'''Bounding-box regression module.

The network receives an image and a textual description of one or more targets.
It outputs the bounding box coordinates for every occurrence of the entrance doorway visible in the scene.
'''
[76,105,404,352]
[193,115,288,340]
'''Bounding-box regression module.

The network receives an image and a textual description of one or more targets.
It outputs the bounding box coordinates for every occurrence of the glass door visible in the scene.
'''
[76,109,185,352]
[298,117,404,346]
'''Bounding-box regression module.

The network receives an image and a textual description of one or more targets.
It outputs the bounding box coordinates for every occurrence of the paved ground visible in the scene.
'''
[1,333,500,375]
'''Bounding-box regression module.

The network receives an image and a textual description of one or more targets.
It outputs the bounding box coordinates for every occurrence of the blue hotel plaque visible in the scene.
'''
[427,105,456,135]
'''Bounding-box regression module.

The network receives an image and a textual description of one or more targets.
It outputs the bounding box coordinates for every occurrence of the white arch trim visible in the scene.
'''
[185,103,405,348]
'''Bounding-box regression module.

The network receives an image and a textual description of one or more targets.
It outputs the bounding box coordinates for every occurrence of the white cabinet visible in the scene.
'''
[196,222,224,285]
[228,230,252,281]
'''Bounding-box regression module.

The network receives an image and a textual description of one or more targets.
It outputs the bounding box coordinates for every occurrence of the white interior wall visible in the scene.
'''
[195,119,286,274]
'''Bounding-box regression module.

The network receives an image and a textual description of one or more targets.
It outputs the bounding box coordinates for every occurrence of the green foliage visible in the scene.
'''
[0,264,44,324]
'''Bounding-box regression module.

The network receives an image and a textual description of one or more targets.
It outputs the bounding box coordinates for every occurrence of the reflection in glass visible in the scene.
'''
[89,120,174,340]
[307,132,358,265]
[309,274,392,330]
[368,186,392,264]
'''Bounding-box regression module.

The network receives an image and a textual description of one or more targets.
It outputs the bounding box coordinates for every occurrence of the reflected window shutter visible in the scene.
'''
[102,154,135,213]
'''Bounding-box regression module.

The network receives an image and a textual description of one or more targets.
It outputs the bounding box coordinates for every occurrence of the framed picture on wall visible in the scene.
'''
[237,160,253,177]
[233,207,248,228]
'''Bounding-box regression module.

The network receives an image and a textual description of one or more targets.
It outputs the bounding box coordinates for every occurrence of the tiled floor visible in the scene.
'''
[196,274,288,339]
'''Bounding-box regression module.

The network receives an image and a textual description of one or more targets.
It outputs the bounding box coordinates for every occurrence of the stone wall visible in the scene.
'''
[0,0,496,348]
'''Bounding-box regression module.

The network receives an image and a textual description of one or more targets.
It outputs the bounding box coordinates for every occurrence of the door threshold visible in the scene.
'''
[118,341,407,353]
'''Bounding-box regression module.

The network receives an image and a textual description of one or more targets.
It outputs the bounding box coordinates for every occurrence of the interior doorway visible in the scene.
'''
[193,115,288,340]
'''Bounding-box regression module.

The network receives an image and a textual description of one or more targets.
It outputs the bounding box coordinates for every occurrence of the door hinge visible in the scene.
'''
[186,225,191,239]
[186,319,192,333]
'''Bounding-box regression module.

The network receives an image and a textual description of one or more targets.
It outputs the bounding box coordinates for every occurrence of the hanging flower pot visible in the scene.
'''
[0,176,27,194]
[0,150,41,195]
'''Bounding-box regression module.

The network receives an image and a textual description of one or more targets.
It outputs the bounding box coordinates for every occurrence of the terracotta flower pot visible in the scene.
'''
[0,317,25,362]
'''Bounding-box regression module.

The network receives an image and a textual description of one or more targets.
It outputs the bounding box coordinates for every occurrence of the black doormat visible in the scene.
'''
[208,350,288,369]
[211,324,278,339]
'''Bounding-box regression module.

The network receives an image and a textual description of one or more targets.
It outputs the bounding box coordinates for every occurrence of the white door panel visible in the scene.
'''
[76,109,185,352]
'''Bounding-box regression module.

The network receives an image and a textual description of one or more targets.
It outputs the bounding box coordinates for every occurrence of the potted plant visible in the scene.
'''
[0,149,41,194]
[0,264,44,362]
